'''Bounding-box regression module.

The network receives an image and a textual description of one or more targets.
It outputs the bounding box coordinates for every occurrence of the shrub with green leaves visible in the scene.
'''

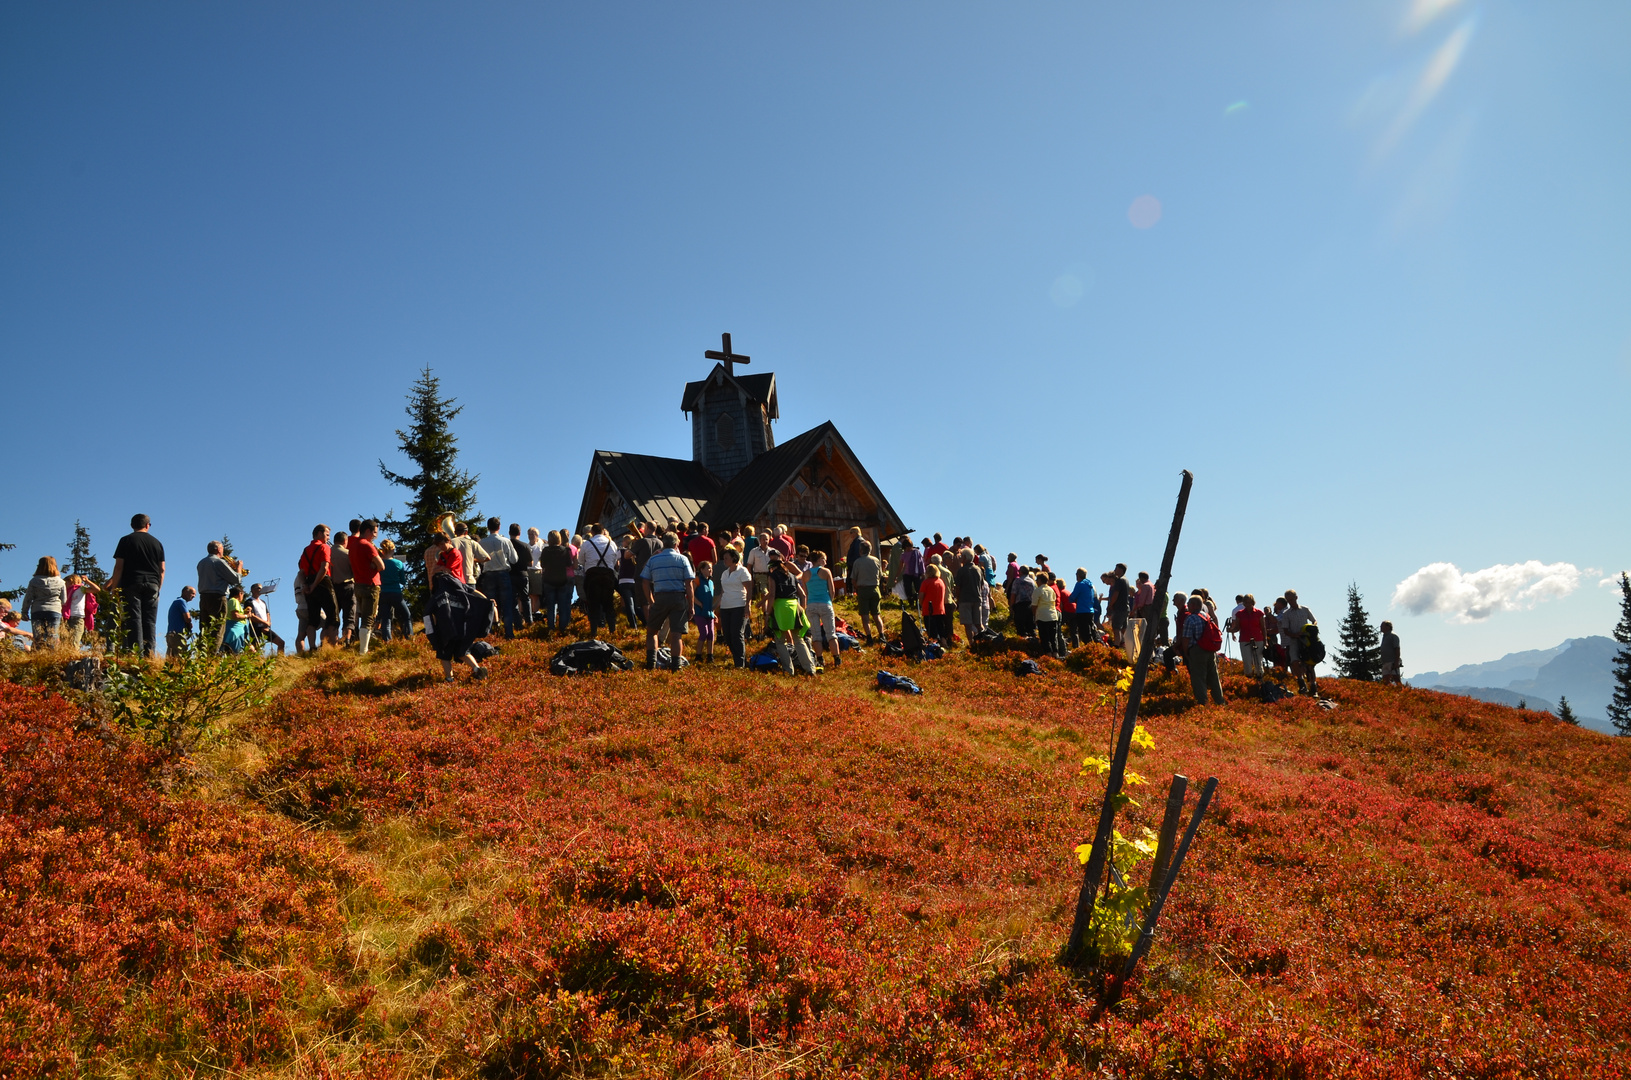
[104,621,277,756]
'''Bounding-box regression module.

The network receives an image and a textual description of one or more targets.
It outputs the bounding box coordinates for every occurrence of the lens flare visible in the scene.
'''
[1127,195,1162,229]
[1049,274,1086,308]
[1376,18,1475,159]
[1403,0,1462,34]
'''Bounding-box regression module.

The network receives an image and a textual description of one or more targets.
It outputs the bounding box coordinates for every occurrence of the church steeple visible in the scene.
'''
[679,335,777,481]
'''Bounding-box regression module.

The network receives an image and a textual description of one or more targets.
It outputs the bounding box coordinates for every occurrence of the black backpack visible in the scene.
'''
[550,639,634,676]
[1300,624,1326,665]
[899,613,926,660]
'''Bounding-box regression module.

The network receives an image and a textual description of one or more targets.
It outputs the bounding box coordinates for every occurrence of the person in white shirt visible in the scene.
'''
[576,523,621,639]
[477,516,518,639]
[745,541,773,636]
[246,582,286,654]
[716,547,754,668]
[526,527,545,626]
[452,521,487,588]
[1279,590,1319,696]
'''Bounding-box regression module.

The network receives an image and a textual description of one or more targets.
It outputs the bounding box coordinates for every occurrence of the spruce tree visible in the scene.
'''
[64,520,107,584]
[1556,696,1578,726]
[378,367,480,604]
[1335,582,1383,681]
[1609,572,1631,737]
[0,540,19,602]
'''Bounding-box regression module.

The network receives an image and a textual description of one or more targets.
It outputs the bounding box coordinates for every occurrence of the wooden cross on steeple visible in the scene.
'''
[705,332,751,377]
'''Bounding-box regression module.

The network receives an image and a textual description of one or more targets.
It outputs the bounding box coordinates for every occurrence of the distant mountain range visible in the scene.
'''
[1407,637,1619,735]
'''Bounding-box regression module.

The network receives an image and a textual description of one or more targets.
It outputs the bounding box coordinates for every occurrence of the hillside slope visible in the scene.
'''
[4,632,1630,1079]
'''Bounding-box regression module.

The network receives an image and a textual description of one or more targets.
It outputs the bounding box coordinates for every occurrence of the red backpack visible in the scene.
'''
[1195,613,1222,653]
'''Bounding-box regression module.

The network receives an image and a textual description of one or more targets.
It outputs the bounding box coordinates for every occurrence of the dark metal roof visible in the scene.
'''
[680,365,778,419]
[583,450,722,528]
[581,423,908,538]
[705,422,909,536]
[705,423,833,527]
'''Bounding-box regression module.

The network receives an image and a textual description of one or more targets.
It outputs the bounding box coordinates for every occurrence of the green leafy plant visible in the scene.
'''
[1074,715,1159,958]
[104,619,278,756]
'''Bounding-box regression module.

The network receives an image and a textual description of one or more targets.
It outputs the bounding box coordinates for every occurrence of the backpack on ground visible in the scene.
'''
[470,640,500,661]
[920,641,944,660]
[1015,658,1043,676]
[550,639,634,676]
[1300,624,1326,665]
[876,669,923,695]
[1195,613,1223,654]
[900,613,926,660]
[749,644,782,671]
[1257,681,1293,703]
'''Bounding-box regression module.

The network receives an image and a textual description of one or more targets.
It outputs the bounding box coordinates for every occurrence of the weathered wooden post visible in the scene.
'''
[1124,775,1218,979]
[1081,775,1219,1019]
[1062,470,1193,968]
[1147,775,1189,898]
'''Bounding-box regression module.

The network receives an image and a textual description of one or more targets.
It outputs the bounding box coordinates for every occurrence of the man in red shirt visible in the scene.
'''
[349,519,386,654]
[926,533,949,563]
[1234,593,1266,677]
[685,522,718,569]
[300,524,340,647]
[919,571,948,646]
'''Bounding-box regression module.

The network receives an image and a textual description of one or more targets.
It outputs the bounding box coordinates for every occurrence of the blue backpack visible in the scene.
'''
[876,670,923,695]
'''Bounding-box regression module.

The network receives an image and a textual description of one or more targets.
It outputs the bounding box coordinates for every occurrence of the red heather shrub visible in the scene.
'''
[0,683,358,1078]
[6,635,1631,1077]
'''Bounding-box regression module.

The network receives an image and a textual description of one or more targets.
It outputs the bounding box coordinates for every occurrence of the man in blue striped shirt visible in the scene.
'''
[640,532,695,671]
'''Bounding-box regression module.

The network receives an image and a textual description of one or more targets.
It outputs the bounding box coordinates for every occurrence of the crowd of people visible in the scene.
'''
[2,512,1390,700]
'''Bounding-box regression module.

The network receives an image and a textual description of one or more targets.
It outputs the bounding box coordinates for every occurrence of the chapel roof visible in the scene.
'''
[679,365,779,419]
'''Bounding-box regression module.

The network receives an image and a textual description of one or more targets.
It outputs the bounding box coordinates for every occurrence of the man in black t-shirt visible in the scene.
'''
[109,513,166,657]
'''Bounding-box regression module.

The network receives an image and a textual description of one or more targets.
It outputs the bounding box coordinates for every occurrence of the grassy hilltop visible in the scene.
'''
[3,620,1630,1079]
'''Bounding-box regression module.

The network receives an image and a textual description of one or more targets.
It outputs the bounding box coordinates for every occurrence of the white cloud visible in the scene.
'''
[1392,561,1583,622]
[1602,571,1630,589]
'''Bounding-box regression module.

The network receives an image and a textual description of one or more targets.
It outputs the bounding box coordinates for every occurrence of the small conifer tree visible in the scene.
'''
[1556,695,1578,725]
[1335,582,1383,681]
[378,368,480,605]
[0,540,19,601]
[64,520,107,585]
[1610,572,1631,737]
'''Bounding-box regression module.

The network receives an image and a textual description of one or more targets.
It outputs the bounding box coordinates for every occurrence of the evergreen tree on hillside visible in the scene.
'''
[64,521,107,585]
[1610,572,1631,736]
[378,368,480,603]
[1556,696,1578,726]
[0,540,19,602]
[1335,582,1383,681]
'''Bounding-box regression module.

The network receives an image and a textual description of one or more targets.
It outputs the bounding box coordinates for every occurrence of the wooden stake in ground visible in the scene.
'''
[1061,469,1193,968]
[1147,775,1189,898]
[1086,774,1219,1020]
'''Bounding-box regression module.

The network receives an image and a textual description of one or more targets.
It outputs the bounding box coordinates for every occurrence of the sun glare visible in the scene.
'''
[1376,18,1476,159]
[1402,0,1463,35]
[1127,195,1162,229]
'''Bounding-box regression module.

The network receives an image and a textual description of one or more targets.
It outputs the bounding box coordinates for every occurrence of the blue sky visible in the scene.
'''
[2,1,1627,675]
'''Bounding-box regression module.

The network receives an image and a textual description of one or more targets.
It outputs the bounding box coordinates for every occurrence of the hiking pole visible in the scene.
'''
[1062,470,1193,969]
